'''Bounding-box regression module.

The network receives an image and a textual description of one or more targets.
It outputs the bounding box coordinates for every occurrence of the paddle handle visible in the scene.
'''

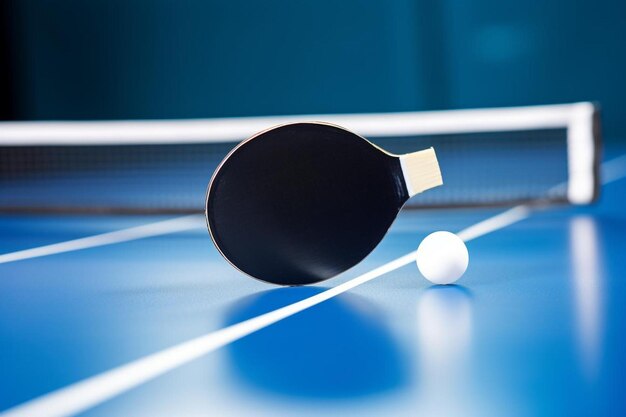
[399,147,443,197]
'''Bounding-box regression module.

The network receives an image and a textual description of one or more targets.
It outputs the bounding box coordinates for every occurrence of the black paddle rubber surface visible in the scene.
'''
[206,123,410,285]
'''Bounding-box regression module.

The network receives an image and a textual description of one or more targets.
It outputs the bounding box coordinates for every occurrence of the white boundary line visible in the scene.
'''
[1,156,623,417]
[0,215,205,265]
[0,102,592,145]
[456,205,531,242]
[601,153,626,184]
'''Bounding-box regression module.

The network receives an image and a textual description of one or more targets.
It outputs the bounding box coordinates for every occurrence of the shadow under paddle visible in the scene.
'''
[223,287,409,400]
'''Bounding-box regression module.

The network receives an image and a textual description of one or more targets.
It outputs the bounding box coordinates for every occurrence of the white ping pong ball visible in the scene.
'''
[416,231,469,285]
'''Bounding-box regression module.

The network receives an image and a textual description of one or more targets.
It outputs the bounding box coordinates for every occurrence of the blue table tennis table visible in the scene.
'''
[1,136,626,416]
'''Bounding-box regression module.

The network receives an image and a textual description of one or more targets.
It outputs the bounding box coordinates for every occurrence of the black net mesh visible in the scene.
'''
[0,128,570,213]
[0,129,567,213]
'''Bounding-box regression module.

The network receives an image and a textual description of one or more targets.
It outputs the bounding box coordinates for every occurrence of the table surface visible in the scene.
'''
[1,147,626,417]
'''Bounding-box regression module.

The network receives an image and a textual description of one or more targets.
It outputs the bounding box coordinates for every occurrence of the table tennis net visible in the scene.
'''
[0,103,601,214]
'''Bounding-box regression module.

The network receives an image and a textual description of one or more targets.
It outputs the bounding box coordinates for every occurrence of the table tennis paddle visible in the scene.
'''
[206,122,442,285]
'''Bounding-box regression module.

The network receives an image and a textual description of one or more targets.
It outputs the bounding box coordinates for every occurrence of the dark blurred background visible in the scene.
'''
[1,0,625,139]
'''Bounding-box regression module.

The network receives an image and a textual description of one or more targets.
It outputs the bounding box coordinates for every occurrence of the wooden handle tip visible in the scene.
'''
[399,147,443,197]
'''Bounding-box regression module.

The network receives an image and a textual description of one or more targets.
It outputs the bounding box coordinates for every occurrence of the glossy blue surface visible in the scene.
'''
[1,153,626,416]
